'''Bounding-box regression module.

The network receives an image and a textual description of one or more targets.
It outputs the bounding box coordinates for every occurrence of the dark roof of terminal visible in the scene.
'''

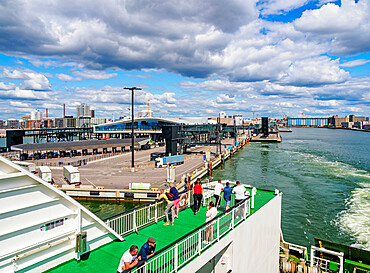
[11,138,149,152]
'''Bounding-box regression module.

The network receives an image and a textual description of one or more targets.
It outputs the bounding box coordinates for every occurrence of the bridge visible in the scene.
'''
[5,128,94,148]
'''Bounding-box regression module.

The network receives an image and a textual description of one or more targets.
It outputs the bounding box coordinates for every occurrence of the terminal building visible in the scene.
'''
[93,115,209,141]
[287,117,328,127]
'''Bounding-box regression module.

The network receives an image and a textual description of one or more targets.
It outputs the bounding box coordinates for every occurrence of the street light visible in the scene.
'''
[124,87,142,171]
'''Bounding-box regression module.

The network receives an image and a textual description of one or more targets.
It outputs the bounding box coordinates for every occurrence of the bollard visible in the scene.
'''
[208,161,212,176]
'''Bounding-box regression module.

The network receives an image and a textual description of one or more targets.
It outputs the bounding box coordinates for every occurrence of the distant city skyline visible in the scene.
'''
[0,0,369,120]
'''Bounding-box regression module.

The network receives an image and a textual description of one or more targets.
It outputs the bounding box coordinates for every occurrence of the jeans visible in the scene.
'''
[165,202,175,223]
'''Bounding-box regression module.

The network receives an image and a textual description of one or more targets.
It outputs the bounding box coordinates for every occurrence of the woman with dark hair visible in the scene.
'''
[204,201,217,244]
[193,178,203,215]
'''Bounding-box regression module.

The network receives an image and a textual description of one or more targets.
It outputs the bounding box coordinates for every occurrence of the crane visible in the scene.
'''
[143,101,159,117]
[143,101,159,113]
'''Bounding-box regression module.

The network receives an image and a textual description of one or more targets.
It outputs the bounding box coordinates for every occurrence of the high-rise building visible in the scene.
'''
[7,119,20,129]
[31,110,42,121]
[76,104,91,118]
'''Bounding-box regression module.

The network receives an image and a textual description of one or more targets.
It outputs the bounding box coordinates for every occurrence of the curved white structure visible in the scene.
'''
[0,156,122,273]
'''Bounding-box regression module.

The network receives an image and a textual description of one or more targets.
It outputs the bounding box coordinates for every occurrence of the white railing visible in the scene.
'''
[312,256,336,273]
[132,197,251,273]
[310,246,344,273]
[105,190,193,236]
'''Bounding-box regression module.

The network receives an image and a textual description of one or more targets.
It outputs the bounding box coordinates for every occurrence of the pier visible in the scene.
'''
[56,136,250,201]
[17,134,250,201]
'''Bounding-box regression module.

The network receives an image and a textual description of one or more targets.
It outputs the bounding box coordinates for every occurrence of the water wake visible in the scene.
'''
[283,150,370,181]
[335,182,370,250]
[283,149,370,249]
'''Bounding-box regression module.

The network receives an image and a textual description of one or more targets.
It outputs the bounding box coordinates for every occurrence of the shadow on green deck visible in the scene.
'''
[46,189,275,273]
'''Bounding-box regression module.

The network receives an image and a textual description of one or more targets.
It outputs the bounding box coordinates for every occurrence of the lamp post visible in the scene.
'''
[124,87,142,171]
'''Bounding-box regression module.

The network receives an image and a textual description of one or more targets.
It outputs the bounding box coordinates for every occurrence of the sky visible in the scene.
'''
[0,0,369,120]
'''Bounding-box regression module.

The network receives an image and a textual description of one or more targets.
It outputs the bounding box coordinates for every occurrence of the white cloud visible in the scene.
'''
[2,68,28,80]
[259,0,309,16]
[73,70,118,80]
[216,94,238,104]
[2,68,51,90]
[56,73,81,81]
[294,0,365,34]
[22,73,51,90]
[0,87,51,100]
[0,82,15,90]
[280,57,350,85]
[294,0,370,54]
[340,59,370,68]
[10,101,29,107]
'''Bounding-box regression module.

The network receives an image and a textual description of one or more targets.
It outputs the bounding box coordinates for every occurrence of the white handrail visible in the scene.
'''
[132,198,250,273]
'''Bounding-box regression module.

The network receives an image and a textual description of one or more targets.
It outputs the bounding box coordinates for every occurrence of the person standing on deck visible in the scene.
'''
[223,181,233,210]
[213,180,223,207]
[170,184,180,218]
[137,237,156,272]
[158,189,175,225]
[117,245,139,273]
[204,201,218,244]
[232,181,248,217]
[193,178,203,215]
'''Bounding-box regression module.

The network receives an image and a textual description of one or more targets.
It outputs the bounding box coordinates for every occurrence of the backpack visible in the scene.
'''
[166,192,174,201]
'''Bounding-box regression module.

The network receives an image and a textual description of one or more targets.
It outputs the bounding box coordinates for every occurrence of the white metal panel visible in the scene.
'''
[0,156,122,273]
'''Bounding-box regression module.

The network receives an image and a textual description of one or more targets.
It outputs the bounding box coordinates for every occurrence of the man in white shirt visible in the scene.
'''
[117,245,139,273]
[232,181,248,217]
[213,180,223,207]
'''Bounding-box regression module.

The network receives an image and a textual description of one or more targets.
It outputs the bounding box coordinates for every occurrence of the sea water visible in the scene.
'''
[212,127,370,250]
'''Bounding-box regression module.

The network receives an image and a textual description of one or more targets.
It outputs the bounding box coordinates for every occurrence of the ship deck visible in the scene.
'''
[46,188,276,273]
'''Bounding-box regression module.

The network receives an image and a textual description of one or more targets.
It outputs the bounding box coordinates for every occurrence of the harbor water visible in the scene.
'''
[212,127,370,250]
[80,128,369,250]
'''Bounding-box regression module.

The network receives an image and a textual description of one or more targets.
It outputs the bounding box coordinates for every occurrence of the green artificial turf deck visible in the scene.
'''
[46,189,276,273]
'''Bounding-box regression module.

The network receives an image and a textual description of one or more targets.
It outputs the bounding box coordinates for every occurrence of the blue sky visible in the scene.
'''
[0,0,369,120]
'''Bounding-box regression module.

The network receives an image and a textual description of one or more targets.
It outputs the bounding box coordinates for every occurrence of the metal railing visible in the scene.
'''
[132,197,251,273]
[312,256,338,273]
[105,182,240,237]
[34,151,126,167]
[104,189,193,236]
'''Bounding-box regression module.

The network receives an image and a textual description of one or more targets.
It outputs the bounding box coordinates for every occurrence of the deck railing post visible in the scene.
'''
[155,203,158,223]
[231,209,235,229]
[174,243,178,272]
[243,201,247,220]
[217,218,220,241]
[187,191,191,208]
[133,210,137,233]
[198,230,202,255]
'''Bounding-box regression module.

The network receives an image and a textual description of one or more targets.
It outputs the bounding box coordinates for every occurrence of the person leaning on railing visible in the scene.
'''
[204,201,217,245]
[232,181,249,217]
[170,184,180,219]
[193,178,203,215]
[158,189,175,226]
[222,181,233,210]
[137,237,156,272]
[117,245,140,273]
[213,180,223,208]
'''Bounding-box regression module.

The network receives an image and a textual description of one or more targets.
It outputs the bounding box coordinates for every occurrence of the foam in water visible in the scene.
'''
[283,150,370,181]
[283,149,370,249]
[335,182,370,250]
